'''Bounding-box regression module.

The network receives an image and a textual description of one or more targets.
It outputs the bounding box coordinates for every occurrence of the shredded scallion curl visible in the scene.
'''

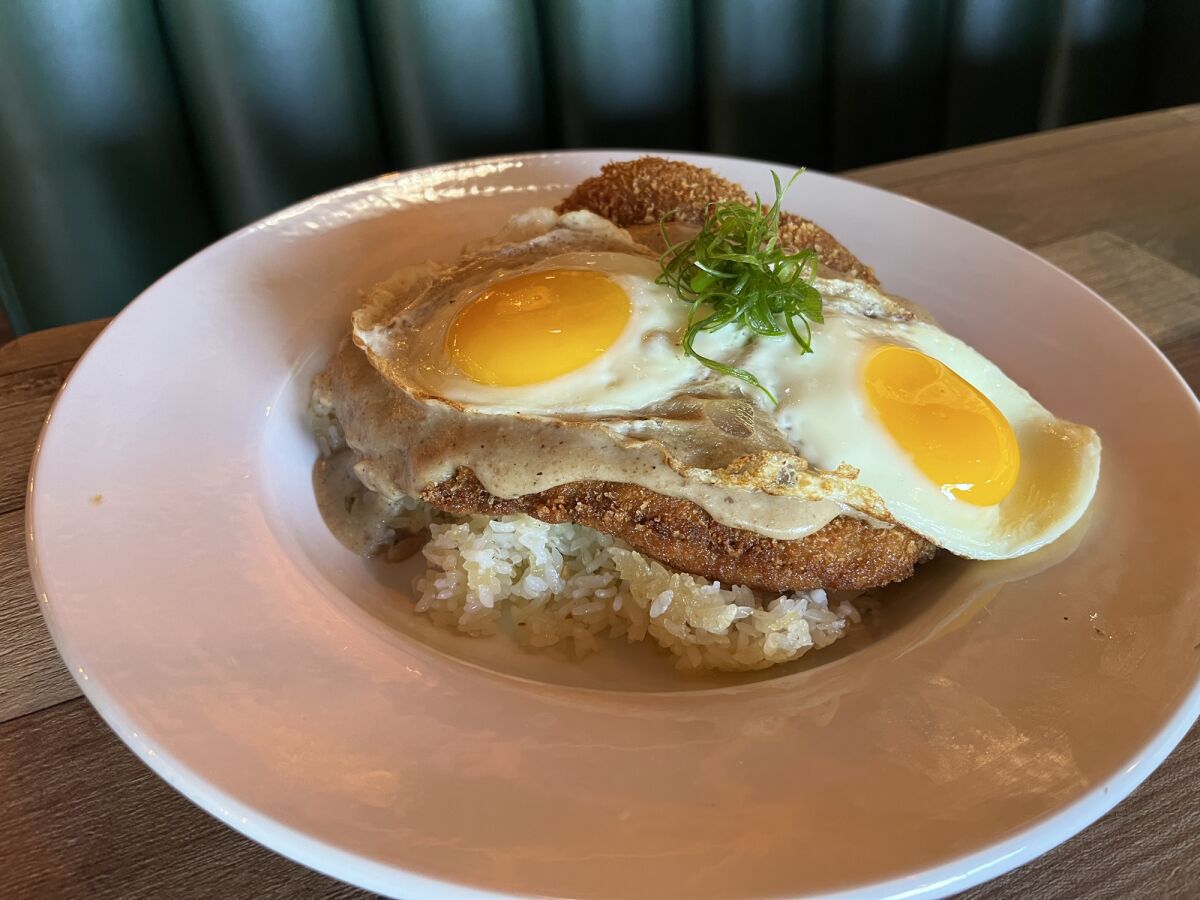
[656,170,822,404]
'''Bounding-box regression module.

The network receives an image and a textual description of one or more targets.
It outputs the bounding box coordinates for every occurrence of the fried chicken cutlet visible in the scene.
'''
[409,157,935,591]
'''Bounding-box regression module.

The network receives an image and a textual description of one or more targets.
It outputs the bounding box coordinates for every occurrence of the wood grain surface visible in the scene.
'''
[1,107,1198,898]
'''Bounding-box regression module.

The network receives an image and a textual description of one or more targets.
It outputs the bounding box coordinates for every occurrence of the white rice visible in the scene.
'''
[411,507,863,672]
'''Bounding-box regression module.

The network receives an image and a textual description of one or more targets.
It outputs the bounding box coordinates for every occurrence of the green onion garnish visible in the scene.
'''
[656,170,823,404]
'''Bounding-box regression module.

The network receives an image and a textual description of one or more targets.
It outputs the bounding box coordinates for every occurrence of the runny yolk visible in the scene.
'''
[864,345,1020,506]
[446,268,631,386]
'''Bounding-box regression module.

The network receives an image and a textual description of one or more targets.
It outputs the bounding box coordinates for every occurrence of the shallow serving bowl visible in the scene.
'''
[27,151,1200,898]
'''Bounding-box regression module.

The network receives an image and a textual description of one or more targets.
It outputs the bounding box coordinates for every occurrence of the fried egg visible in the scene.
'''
[736,314,1100,559]
[354,209,1100,563]
[407,250,706,411]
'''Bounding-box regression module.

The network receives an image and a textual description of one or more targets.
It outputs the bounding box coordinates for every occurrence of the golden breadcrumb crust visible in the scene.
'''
[556,157,879,284]
[424,470,936,594]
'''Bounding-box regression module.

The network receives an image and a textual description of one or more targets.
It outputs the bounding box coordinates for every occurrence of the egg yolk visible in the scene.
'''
[446,268,631,386]
[864,346,1020,506]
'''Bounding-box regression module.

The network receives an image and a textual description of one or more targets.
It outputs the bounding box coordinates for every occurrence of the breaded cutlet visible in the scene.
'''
[415,157,935,592]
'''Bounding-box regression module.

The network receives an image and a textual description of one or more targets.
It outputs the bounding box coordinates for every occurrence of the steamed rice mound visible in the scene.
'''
[314,395,863,671]
[413,506,862,672]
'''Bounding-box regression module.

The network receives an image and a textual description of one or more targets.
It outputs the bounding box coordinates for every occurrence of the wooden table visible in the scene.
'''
[2,106,1198,898]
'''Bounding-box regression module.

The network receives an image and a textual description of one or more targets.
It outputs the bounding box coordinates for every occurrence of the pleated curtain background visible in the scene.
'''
[0,0,1196,333]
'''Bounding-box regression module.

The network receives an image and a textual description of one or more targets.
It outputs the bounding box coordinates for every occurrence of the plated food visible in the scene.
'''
[31,147,1200,898]
[310,157,1101,671]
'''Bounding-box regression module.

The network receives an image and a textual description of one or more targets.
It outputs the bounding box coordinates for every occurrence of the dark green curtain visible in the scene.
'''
[0,0,1195,332]
[158,0,387,230]
[0,0,214,332]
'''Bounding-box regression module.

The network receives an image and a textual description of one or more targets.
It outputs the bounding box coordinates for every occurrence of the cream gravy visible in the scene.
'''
[314,339,866,549]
